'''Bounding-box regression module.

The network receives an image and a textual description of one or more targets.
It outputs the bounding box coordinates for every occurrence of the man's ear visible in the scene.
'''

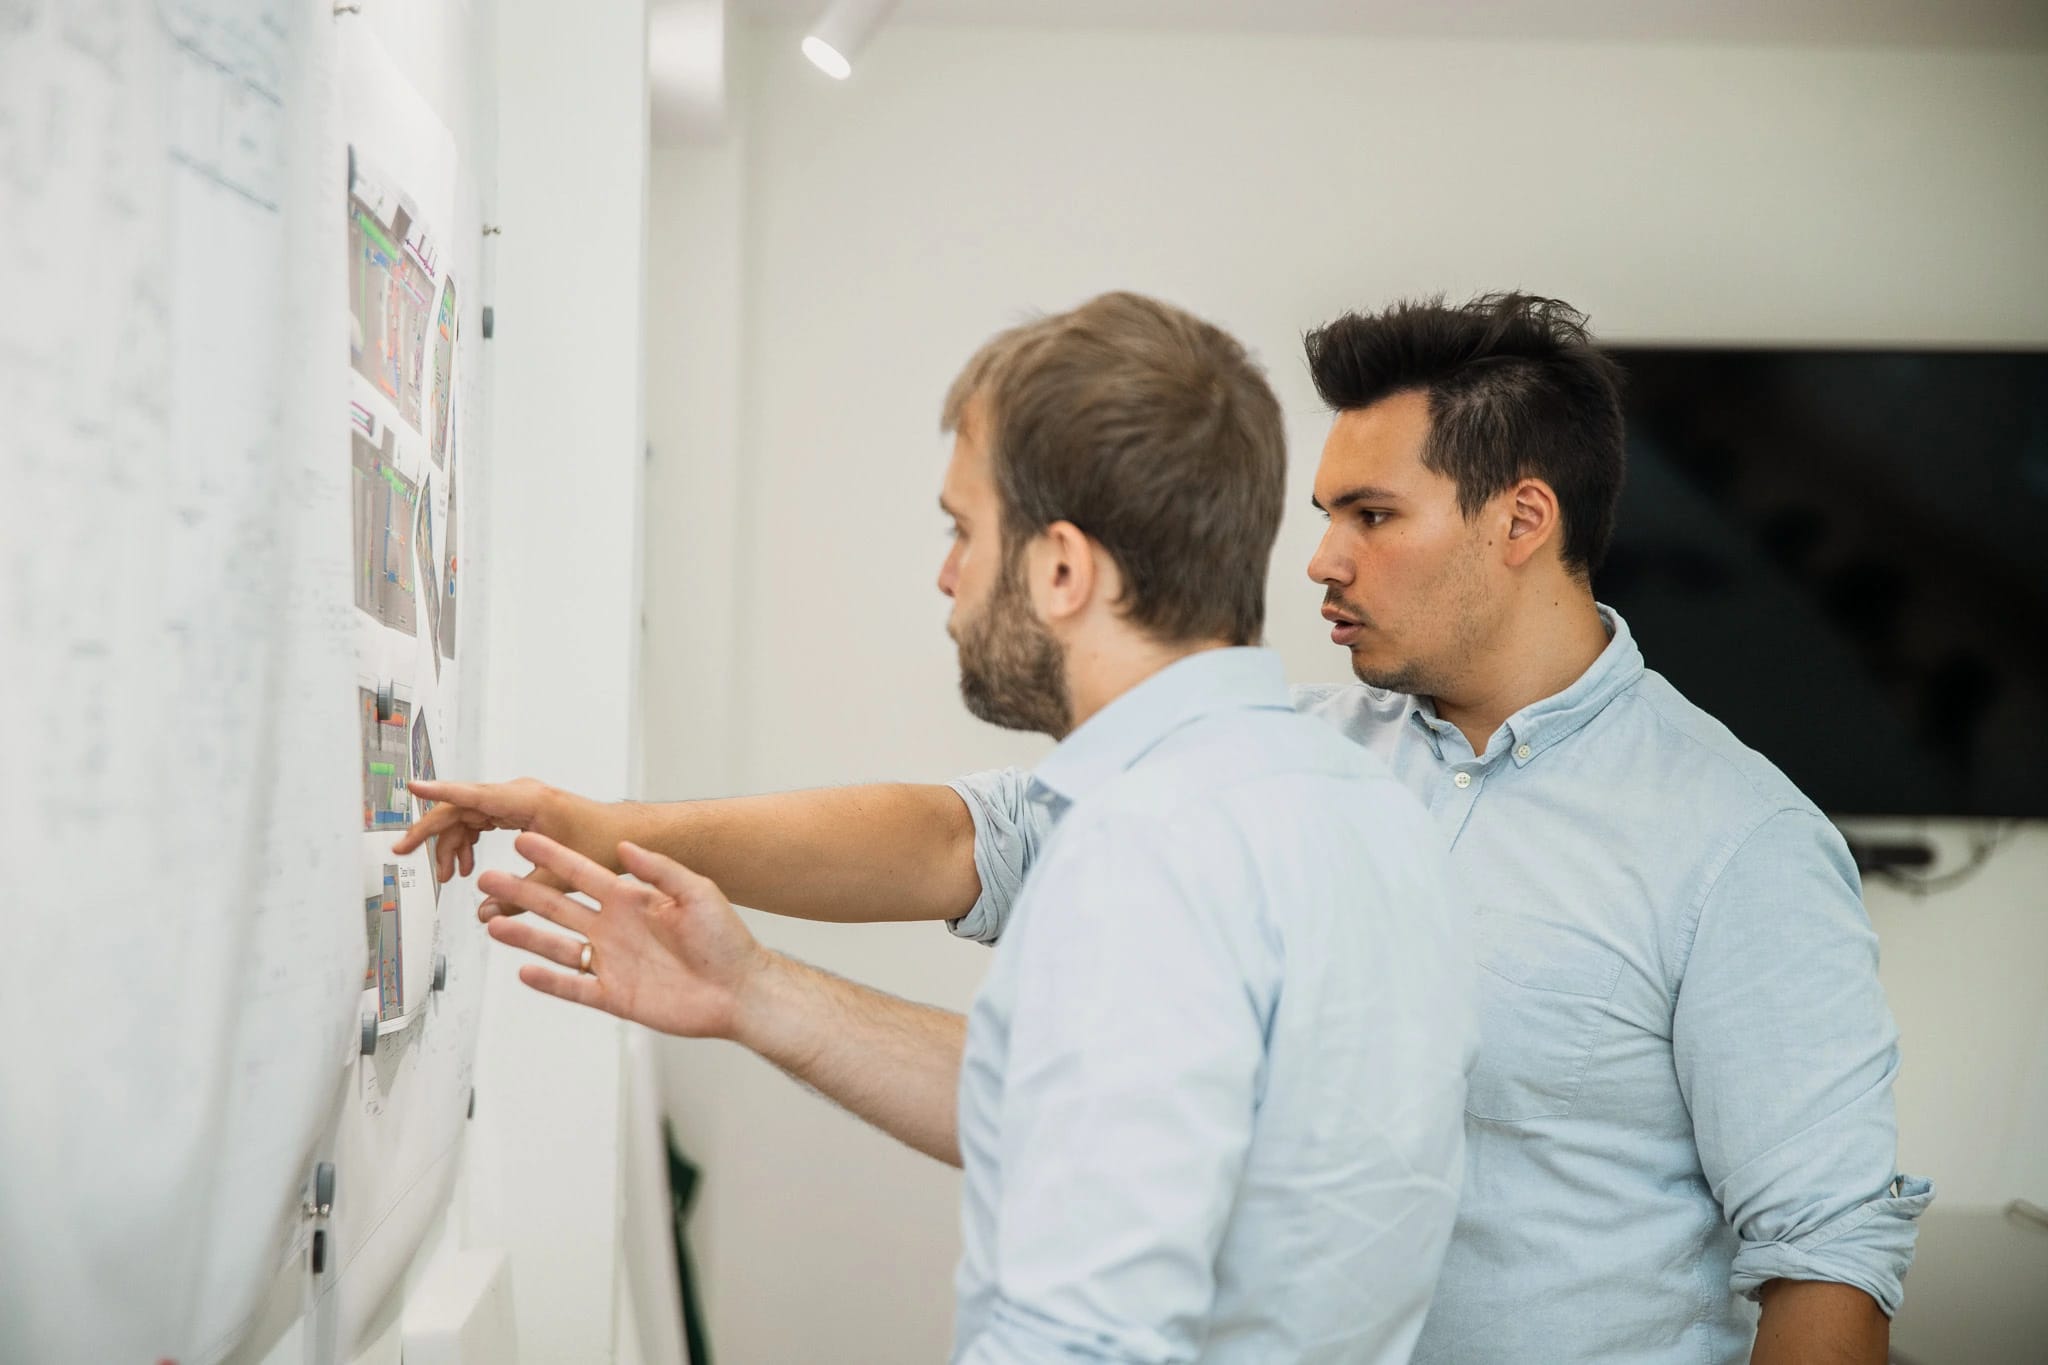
[1031,520,1099,624]
[1501,478,1563,569]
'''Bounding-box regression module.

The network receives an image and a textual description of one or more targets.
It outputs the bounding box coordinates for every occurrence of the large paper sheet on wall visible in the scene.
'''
[0,2,362,1359]
[0,5,492,1361]
[316,21,490,1350]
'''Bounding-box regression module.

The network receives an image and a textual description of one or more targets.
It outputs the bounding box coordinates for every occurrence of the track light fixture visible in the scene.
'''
[802,0,900,80]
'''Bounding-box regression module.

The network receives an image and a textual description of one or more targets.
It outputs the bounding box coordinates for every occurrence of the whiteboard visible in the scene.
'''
[0,3,493,1360]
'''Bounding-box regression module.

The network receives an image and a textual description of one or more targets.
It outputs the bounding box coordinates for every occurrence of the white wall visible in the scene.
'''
[220,1,651,1361]
[643,23,2048,1361]
[468,0,650,1360]
[1859,822,2048,1207]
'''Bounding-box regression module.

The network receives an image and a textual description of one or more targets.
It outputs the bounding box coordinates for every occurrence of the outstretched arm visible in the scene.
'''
[396,777,982,926]
[731,950,967,1166]
[479,831,967,1164]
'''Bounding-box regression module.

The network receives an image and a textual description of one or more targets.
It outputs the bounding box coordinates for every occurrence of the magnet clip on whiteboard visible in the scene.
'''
[301,1161,337,1274]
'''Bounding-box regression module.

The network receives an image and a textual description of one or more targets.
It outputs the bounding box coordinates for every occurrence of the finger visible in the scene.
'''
[405,777,532,834]
[392,801,470,856]
[436,818,492,885]
[478,864,569,920]
[436,829,464,885]
[407,779,525,821]
[431,827,464,883]
[477,867,592,929]
[513,831,622,903]
[487,913,588,973]
[517,962,607,1012]
[617,840,723,904]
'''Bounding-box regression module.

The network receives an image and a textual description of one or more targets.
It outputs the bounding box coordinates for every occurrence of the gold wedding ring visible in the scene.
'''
[578,941,595,976]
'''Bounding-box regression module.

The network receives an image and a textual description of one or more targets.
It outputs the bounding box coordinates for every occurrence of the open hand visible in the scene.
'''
[476,831,772,1040]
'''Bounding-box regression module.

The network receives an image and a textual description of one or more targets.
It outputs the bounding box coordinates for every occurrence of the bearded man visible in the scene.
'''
[407,292,1475,1364]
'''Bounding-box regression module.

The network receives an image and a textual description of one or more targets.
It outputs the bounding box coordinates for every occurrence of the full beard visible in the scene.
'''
[954,555,1072,737]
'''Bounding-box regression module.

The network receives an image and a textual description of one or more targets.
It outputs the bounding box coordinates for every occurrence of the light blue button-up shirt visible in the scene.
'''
[951,611,1931,1364]
[950,647,1475,1365]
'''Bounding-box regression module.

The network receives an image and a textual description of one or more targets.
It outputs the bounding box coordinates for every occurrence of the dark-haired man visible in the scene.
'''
[409,292,1475,1363]
[406,293,1926,1363]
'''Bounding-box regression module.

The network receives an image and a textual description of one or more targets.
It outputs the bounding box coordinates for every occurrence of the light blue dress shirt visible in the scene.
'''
[950,647,1476,1365]
[951,610,1931,1364]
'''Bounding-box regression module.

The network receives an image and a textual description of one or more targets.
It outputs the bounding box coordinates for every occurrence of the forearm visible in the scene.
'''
[1751,1280,1888,1365]
[734,950,967,1165]
[615,783,981,924]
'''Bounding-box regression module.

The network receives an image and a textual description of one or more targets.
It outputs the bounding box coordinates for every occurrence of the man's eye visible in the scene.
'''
[1359,510,1390,528]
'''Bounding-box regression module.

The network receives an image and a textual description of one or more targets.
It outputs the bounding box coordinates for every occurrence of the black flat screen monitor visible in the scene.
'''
[1599,347,2048,818]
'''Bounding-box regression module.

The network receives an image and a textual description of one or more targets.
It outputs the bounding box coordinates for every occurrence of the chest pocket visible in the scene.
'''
[1465,914,1625,1123]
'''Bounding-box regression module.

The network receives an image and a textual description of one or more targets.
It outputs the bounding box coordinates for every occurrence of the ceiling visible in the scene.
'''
[733,0,2048,50]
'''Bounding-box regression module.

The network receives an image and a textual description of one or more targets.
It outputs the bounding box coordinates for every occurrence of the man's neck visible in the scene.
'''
[1432,582,1610,756]
[1059,634,1234,737]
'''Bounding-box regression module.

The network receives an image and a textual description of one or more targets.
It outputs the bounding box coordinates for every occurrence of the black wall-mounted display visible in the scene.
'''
[1600,347,2048,818]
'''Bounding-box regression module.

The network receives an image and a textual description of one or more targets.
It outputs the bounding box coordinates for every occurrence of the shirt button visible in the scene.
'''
[1454,771,1473,789]
[1515,744,1532,760]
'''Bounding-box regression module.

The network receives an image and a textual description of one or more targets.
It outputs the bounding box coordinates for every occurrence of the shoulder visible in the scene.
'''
[1289,679,1406,726]
[1097,704,1400,818]
[1064,710,1436,905]
[1288,679,1412,745]
[1614,668,1818,821]
[1608,671,1859,929]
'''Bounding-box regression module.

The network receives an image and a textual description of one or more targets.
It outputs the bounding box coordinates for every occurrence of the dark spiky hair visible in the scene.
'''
[1304,292,1626,575]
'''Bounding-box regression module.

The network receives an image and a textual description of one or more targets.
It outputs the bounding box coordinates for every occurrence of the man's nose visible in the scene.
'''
[1307,530,1349,586]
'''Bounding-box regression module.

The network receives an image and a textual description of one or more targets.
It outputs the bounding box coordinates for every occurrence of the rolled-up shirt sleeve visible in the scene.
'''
[1674,807,1933,1316]
[946,766,1054,945]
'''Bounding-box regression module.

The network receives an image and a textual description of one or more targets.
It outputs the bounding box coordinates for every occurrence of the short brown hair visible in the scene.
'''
[942,291,1286,646]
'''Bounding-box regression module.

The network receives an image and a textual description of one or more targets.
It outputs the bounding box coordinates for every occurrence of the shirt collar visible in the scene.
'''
[1030,647,1291,806]
[1503,605,1644,762]
[1404,605,1645,766]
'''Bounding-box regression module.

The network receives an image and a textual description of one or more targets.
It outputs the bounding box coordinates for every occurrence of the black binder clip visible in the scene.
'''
[303,1162,337,1275]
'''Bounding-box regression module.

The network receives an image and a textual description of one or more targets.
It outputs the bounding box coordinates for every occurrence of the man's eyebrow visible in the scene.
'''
[1311,485,1403,513]
[939,495,962,518]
